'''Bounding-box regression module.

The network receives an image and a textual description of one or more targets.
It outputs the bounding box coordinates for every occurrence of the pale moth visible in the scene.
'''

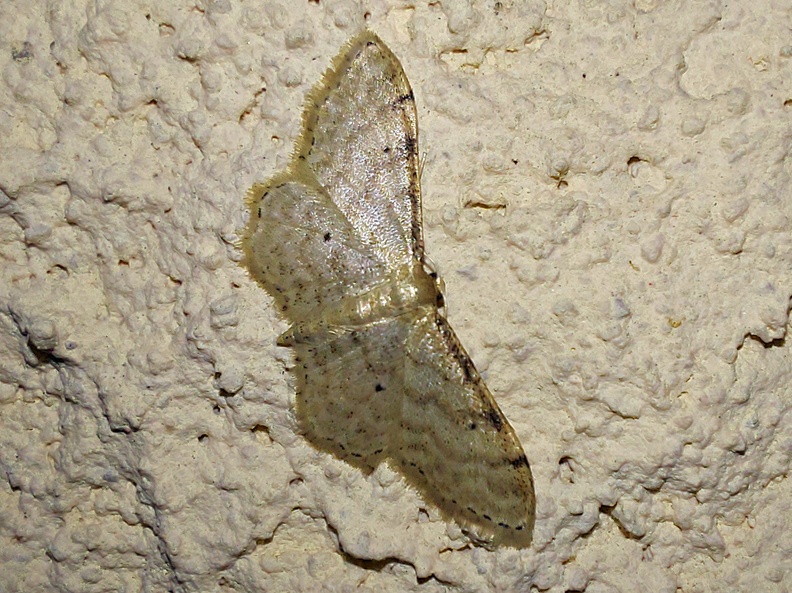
[241,31,536,547]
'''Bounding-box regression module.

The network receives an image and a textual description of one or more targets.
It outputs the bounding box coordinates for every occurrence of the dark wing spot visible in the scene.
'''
[375,383,385,392]
[460,362,475,381]
[394,91,414,105]
[485,409,504,432]
[509,454,529,469]
[324,232,332,241]
[404,134,417,155]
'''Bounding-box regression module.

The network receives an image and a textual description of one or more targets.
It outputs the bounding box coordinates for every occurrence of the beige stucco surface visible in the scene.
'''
[1,1,790,591]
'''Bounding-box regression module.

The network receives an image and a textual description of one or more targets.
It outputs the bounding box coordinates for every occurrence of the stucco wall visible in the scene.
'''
[1,1,790,591]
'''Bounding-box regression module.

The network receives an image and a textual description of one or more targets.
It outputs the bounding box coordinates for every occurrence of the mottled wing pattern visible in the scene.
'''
[397,312,535,547]
[292,319,408,473]
[243,178,389,322]
[298,32,423,270]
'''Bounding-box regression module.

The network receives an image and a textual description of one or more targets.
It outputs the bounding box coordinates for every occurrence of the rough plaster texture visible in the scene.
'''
[0,1,790,592]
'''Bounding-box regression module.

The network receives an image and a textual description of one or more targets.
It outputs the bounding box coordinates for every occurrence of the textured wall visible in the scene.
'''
[1,1,790,592]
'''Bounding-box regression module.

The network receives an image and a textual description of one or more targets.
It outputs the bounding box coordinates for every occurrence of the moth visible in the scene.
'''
[241,31,535,547]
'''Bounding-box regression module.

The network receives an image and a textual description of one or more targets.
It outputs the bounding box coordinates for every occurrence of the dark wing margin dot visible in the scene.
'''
[509,454,529,468]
